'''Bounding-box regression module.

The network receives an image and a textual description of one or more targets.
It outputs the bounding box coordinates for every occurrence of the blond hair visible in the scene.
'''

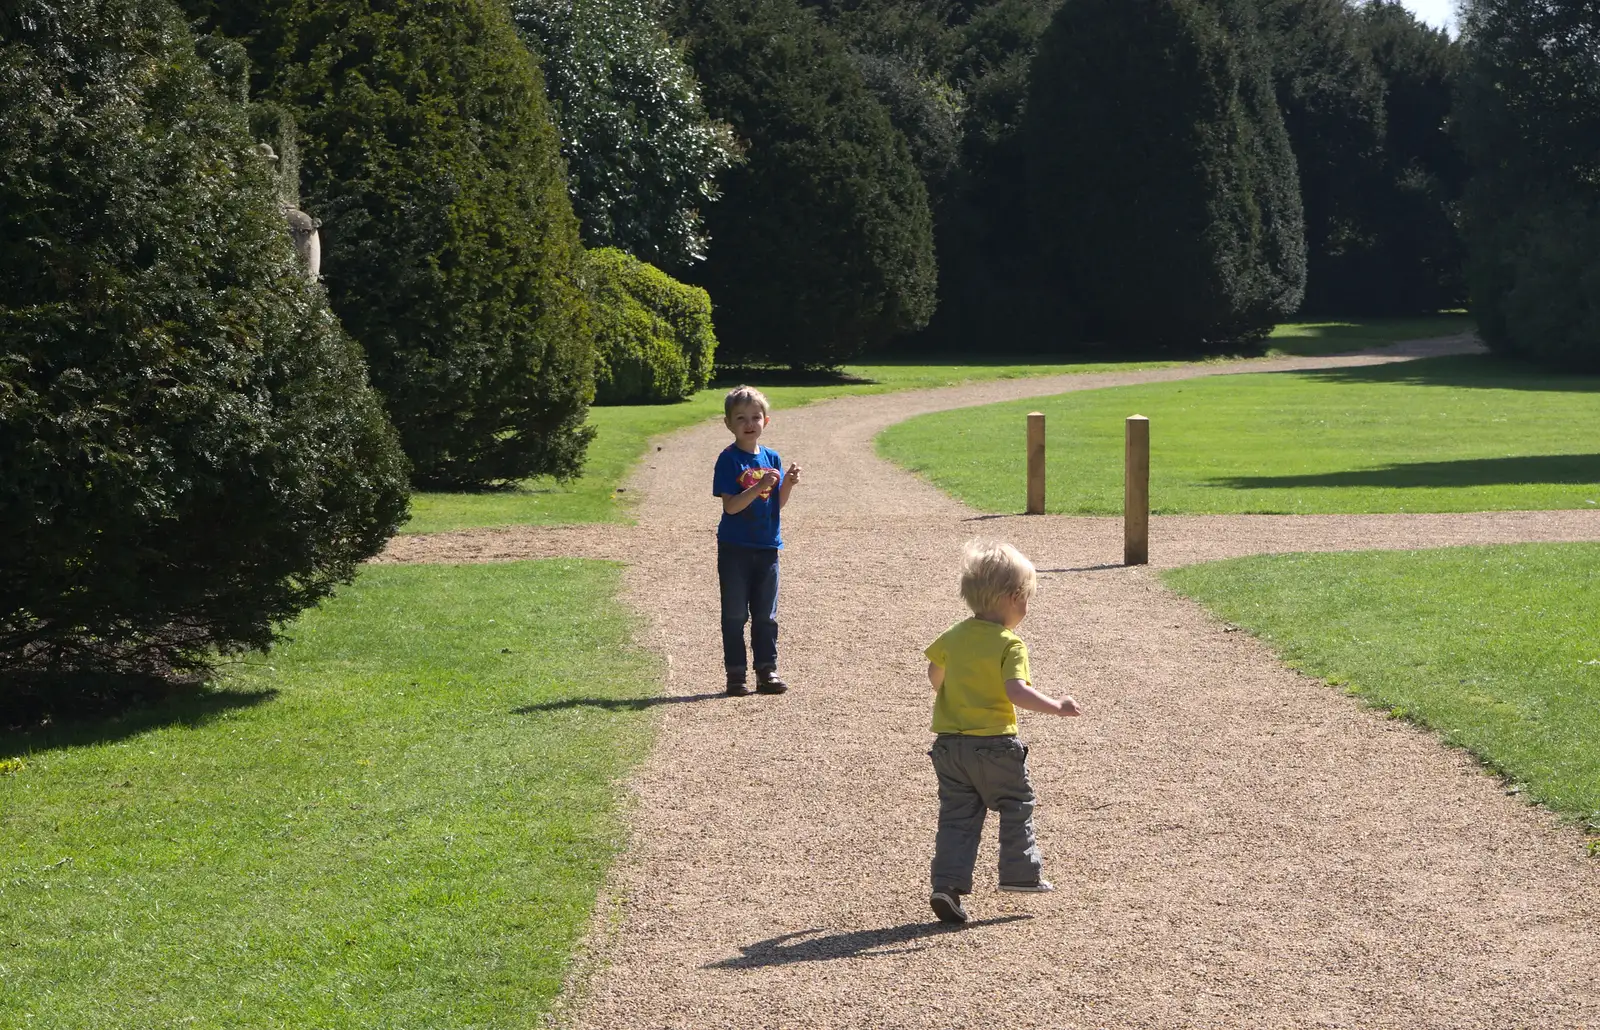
[723,384,771,419]
[959,539,1037,615]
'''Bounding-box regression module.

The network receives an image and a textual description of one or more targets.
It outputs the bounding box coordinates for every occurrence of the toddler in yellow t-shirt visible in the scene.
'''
[923,539,1080,925]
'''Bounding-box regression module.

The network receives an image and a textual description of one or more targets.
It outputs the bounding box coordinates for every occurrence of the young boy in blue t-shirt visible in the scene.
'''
[712,385,801,696]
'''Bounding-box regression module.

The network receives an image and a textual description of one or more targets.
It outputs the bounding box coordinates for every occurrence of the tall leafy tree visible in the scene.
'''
[1458,0,1600,369]
[674,0,938,367]
[182,0,596,488]
[513,0,741,271]
[0,0,409,683]
[1023,0,1306,348]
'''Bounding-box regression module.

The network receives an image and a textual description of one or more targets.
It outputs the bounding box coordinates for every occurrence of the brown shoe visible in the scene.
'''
[754,668,788,694]
[726,671,751,697]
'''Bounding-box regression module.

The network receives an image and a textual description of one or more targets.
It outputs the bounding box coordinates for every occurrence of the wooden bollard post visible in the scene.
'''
[1124,415,1149,565]
[1026,412,1046,514]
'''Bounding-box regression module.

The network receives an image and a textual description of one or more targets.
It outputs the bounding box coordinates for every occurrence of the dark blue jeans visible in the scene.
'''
[717,543,779,674]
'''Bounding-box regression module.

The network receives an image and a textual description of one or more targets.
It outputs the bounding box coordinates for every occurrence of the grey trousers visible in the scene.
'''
[929,733,1042,892]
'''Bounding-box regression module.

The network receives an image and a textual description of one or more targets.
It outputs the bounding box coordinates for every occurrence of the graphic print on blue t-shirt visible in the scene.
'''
[712,444,783,549]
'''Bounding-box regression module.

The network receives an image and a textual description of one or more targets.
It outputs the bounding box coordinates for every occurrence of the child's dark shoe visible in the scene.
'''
[726,671,751,697]
[930,888,970,925]
[754,668,788,694]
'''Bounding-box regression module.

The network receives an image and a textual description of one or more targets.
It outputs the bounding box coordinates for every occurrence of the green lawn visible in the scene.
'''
[402,357,1189,534]
[0,561,666,1029]
[877,354,1600,515]
[1165,544,1600,835]
[1265,313,1472,357]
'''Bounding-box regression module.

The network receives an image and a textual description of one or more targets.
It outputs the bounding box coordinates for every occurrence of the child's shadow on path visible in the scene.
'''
[706,915,1032,969]
[512,692,725,714]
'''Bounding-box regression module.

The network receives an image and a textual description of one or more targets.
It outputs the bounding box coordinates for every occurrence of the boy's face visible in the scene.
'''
[725,402,769,450]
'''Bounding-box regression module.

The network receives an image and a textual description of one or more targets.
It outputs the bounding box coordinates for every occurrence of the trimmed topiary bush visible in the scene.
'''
[674,0,937,368]
[1023,0,1306,349]
[587,248,718,404]
[183,0,596,489]
[0,0,410,683]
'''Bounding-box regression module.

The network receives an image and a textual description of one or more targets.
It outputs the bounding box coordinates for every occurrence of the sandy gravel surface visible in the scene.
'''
[395,339,1600,1028]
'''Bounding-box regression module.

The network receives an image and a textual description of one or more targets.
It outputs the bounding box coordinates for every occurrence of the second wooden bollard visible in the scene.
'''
[1124,415,1149,565]
[1026,412,1045,514]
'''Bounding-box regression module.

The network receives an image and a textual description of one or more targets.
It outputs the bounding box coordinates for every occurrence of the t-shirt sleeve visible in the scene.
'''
[712,450,740,497]
[923,634,947,667]
[1001,638,1030,684]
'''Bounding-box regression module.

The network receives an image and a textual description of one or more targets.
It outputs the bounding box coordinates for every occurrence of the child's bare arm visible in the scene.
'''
[721,470,780,513]
[1004,678,1080,716]
[778,463,801,508]
[927,662,945,690]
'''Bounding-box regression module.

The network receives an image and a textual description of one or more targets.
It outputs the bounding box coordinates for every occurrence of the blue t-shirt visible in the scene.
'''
[712,444,783,549]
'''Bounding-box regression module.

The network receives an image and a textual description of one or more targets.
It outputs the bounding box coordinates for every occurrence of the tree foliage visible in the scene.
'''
[588,248,718,404]
[0,0,410,681]
[1023,0,1306,348]
[673,0,938,368]
[1459,0,1600,369]
[512,0,742,271]
[182,0,596,488]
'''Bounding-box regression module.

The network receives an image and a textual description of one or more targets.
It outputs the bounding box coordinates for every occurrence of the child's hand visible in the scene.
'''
[786,463,802,485]
[759,469,781,491]
[1057,695,1081,717]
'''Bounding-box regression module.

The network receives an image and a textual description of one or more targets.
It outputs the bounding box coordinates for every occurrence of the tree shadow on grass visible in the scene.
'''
[1292,353,1600,393]
[512,691,725,715]
[711,367,880,387]
[1210,453,1600,491]
[0,676,277,754]
[705,915,1033,970]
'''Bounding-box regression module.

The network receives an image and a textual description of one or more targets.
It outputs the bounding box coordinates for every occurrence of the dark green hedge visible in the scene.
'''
[675,0,937,368]
[1459,0,1600,370]
[588,248,718,404]
[0,0,410,680]
[184,0,596,488]
[1023,0,1306,349]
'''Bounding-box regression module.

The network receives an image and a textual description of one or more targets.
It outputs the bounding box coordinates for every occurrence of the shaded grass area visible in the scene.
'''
[402,358,1185,534]
[877,354,1600,515]
[0,561,665,1029]
[1164,544,1600,835]
[1265,313,1472,357]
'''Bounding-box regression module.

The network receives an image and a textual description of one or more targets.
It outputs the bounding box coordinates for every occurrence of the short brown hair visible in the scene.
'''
[723,384,771,419]
[959,539,1037,615]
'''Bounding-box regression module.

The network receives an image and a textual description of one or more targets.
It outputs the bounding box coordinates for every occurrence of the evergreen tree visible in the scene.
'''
[0,0,409,683]
[1459,0,1600,369]
[182,0,596,488]
[1356,0,1467,313]
[674,0,938,367]
[1023,0,1306,348]
[512,0,742,271]
[1254,0,1388,313]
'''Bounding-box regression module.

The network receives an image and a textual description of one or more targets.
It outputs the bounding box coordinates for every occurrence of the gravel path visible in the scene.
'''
[391,338,1600,1028]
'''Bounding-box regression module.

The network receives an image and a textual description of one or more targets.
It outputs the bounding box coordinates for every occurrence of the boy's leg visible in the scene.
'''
[972,738,1044,887]
[929,738,986,895]
[716,544,751,680]
[748,548,780,674]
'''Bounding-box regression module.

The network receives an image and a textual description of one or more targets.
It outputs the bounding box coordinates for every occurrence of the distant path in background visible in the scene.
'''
[386,335,1600,1029]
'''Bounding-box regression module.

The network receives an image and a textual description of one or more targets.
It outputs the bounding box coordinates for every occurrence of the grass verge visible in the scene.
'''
[877,353,1600,515]
[1264,313,1471,357]
[0,561,661,1029]
[1164,544,1600,837]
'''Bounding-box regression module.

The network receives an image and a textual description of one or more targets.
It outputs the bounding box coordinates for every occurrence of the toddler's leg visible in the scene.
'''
[748,549,780,672]
[716,545,750,675]
[974,739,1043,887]
[928,739,985,894]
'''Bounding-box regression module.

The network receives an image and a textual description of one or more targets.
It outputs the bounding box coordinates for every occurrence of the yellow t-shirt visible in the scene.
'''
[924,618,1030,736]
